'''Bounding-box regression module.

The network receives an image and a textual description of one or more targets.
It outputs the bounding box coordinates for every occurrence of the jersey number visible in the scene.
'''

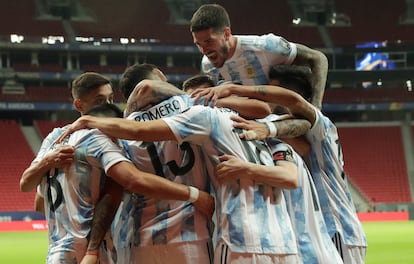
[142,141,195,178]
[47,168,63,212]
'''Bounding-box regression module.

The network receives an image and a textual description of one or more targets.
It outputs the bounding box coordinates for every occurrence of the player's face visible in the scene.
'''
[77,84,114,114]
[192,28,230,68]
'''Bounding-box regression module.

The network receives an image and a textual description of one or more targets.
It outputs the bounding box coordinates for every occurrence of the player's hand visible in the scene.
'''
[215,155,249,183]
[80,254,98,264]
[190,87,217,106]
[54,116,90,144]
[45,145,75,169]
[191,84,233,106]
[230,115,269,140]
[193,191,215,219]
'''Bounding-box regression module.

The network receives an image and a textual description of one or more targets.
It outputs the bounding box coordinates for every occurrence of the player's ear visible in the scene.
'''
[224,27,231,40]
[73,98,83,112]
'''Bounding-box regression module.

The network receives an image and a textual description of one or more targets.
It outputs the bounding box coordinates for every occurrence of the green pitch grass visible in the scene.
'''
[0,221,413,263]
[363,221,414,264]
[0,231,48,263]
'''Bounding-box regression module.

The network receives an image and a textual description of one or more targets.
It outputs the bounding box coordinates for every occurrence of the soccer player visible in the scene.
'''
[22,72,116,216]
[56,84,301,263]
[191,81,343,263]
[112,63,216,264]
[215,135,343,263]
[190,4,328,109]
[84,63,271,263]
[182,74,216,93]
[20,102,214,263]
[193,65,368,263]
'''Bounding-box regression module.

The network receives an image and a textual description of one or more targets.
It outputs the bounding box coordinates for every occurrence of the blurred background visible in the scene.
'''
[0,0,413,224]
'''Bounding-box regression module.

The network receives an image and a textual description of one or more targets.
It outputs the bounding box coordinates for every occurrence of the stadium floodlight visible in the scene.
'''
[101,38,113,43]
[406,80,412,92]
[292,17,301,25]
[10,34,24,43]
[41,36,64,45]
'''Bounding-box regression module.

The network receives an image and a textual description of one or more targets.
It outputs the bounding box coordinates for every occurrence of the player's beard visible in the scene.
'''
[212,45,229,68]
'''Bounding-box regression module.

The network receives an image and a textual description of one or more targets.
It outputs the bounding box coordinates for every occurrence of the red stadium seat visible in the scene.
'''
[0,120,36,211]
[338,125,411,203]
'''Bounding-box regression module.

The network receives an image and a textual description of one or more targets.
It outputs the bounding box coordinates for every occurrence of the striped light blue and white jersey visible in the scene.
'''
[163,104,297,255]
[113,95,213,254]
[305,107,367,247]
[36,128,129,263]
[33,126,70,165]
[260,114,343,263]
[201,33,297,85]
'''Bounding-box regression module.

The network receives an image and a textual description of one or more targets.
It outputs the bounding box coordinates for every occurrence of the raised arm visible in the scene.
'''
[125,79,186,116]
[292,43,328,109]
[215,96,272,119]
[192,84,316,125]
[55,116,175,144]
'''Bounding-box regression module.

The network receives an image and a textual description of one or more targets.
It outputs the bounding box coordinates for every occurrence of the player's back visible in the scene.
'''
[43,128,127,263]
[305,108,367,247]
[163,104,298,256]
[267,137,343,264]
[113,95,213,251]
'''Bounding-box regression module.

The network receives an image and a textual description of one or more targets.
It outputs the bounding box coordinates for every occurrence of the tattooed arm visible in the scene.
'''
[191,83,317,125]
[231,115,311,141]
[125,80,186,116]
[292,43,328,109]
[81,178,123,263]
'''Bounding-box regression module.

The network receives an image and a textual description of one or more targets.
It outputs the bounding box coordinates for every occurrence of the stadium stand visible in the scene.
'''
[0,86,72,102]
[324,87,414,104]
[0,0,413,215]
[212,0,325,47]
[34,120,72,138]
[0,1,65,37]
[338,125,412,203]
[329,0,410,46]
[0,120,35,211]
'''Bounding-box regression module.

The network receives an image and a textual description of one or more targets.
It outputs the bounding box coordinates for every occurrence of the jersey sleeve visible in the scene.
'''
[79,129,132,174]
[33,126,69,164]
[163,105,213,145]
[305,107,333,142]
[263,33,297,65]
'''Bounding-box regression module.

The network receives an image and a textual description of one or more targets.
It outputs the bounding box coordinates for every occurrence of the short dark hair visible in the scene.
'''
[269,65,312,100]
[119,63,158,100]
[85,103,123,118]
[71,72,111,99]
[182,74,215,92]
[190,4,230,33]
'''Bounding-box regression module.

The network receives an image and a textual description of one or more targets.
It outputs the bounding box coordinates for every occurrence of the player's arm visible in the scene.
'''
[82,178,124,261]
[107,160,214,219]
[292,43,328,109]
[216,154,298,189]
[81,160,215,262]
[125,79,186,116]
[192,84,316,125]
[215,97,272,119]
[34,193,45,215]
[20,145,75,192]
[55,116,175,144]
[231,115,311,141]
